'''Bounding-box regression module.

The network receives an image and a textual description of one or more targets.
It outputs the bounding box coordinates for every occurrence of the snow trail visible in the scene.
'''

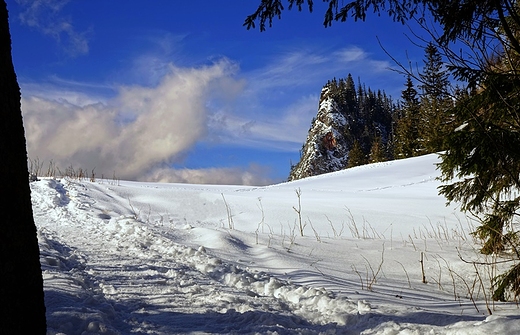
[33,179,362,334]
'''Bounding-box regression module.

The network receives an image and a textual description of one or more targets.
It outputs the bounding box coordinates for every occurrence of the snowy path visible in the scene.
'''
[33,179,363,334]
[31,155,520,334]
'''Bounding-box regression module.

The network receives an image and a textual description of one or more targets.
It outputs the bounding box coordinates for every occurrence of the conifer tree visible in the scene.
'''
[394,75,421,158]
[340,74,358,115]
[347,140,366,168]
[418,43,453,153]
[439,58,520,300]
[369,136,386,163]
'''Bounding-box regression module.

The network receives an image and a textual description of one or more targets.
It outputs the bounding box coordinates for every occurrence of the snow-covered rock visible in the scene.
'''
[289,75,394,181]
[289,85,351,181]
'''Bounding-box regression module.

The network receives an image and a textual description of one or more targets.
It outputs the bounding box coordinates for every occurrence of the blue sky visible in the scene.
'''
[7,0,429,185]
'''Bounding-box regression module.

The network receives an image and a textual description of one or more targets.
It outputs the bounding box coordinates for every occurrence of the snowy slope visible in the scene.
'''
[31,154,520,334]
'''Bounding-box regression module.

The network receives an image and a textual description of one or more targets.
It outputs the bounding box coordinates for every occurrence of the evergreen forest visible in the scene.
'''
[290,42,454,181]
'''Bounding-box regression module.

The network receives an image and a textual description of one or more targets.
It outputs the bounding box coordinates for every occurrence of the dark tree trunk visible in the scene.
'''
[0,1,46,333]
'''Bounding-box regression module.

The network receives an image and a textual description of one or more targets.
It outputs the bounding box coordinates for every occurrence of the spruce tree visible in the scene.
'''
[439,65,520,300]
[418,43,453,153]
[341,74,358,116]
[369,136,386,163]
[347,140,366,168]
[394,75,421,158]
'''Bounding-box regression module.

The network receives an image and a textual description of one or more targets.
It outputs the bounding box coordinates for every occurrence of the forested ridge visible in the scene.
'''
[290,43,453,181]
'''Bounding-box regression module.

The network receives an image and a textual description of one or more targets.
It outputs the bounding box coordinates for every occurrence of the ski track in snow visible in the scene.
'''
[30,154,520,334]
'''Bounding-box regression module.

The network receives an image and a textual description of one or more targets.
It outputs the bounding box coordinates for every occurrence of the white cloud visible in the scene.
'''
[207,94,318,152]
[141,164,273,186]
[22,60,241,181]
[20,78,114,106]
[255,51,327,87]
[333,47,392,72]
[246,46,392,94]
[16,0,90,56]
[334,46,366,62]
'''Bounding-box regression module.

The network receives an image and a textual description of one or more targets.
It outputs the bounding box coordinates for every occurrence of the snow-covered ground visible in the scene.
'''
[31,154,520,334]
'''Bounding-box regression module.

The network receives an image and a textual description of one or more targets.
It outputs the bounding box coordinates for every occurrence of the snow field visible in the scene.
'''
[32,179,368,334]
[30,154,520,334]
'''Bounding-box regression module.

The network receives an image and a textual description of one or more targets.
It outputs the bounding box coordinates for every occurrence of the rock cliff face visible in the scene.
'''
[288,86,350,181]
[289,75,395,181]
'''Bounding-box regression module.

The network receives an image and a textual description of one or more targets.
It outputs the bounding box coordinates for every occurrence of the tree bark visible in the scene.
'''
[0,1,47,333]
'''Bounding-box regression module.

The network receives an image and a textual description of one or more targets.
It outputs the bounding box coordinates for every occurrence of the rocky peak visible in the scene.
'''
[288,86,351,181]
[288,75,395,181]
